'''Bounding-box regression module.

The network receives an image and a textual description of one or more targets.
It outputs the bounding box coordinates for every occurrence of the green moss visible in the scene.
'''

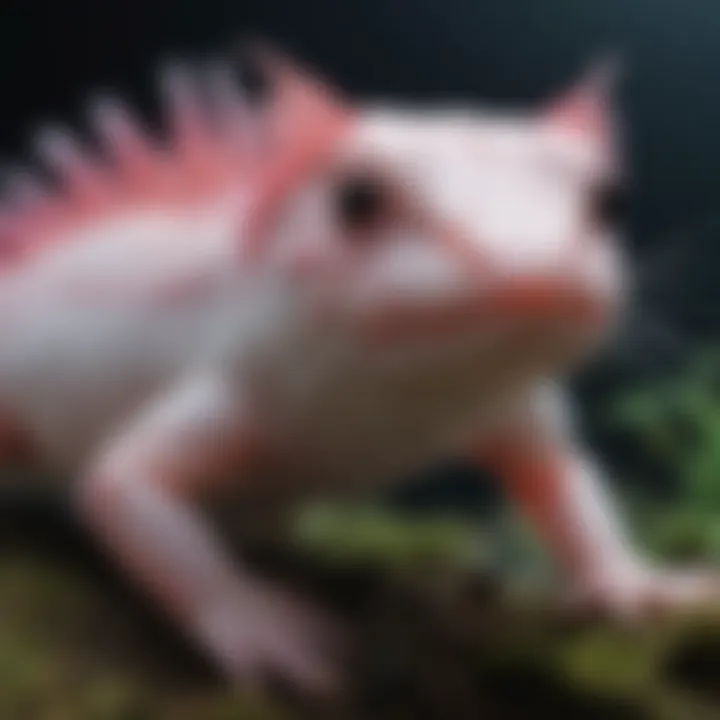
[293,503,485,569]
[0,507,718,718]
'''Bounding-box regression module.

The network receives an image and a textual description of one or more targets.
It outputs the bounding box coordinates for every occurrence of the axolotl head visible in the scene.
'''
[252,53,627,377]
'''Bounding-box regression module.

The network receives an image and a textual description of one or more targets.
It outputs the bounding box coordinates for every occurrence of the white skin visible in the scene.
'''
[0,54,715,692]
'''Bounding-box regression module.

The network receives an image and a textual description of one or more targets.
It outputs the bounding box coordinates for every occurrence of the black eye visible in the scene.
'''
[594,183,629,226]
[335,174,389,232]
[234,45,273,105]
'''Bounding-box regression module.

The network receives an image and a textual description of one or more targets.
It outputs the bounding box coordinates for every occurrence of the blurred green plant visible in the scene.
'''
[606,346,720,561]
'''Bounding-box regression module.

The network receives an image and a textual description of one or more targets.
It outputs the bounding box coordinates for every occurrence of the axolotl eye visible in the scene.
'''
[592,182,630,227]
[334,172,391,234]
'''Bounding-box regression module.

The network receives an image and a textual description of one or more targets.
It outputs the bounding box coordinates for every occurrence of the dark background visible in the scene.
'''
[0,0,717,509]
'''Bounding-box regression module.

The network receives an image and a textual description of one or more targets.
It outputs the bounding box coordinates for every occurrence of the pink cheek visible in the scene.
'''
[288,250,330,279]
[286,246,359,298]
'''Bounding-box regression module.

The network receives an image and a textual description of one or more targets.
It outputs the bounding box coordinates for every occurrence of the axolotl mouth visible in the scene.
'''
[360,226,625,358]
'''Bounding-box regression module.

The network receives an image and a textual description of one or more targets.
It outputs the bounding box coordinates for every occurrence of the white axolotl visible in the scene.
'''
[0,44,715,690]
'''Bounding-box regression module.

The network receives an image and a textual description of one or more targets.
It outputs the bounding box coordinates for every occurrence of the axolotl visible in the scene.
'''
[0,44,715,690]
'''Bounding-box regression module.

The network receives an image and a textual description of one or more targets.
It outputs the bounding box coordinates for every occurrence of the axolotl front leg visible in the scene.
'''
[473,390,720,619]
[75,371,343,691]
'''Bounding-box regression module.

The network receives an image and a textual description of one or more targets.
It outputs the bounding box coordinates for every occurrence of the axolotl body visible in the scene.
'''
[0,45,715,689]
